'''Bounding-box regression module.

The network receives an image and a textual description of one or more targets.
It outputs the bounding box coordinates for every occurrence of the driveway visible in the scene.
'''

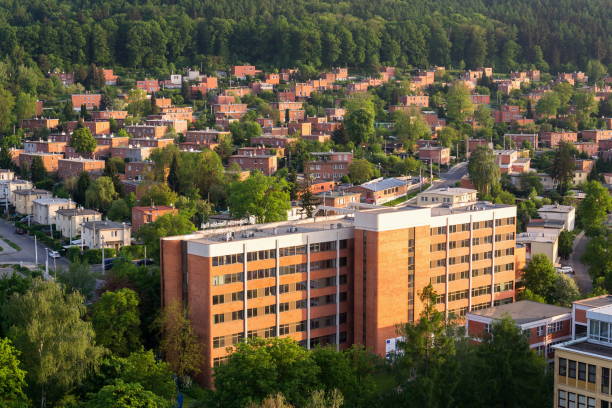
[568,231,592,295]
[0,218,69,272]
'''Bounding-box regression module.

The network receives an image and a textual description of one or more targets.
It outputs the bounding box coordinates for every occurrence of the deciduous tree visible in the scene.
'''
[69,127,97,154]
[5,279,103,407]
[92,288,142,356]
[228,172,291,223]
[0,338,28,408]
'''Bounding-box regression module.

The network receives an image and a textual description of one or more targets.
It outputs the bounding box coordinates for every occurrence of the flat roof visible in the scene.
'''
[358,178,406,192]
[56,208,100,216]
[178,215,352,245]
[14,189,50,195]
[574,296,612,308]
[538,204,574,213]
[83,220,129,230]
[468,300,570,324]
[32,198,73,205]
[420,187,477,196]
[562,340,612,359]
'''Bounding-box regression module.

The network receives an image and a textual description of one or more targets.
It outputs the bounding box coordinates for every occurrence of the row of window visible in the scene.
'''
[213,258,349,285]
[212,313,347,349]
[558,358,596,383]
[558,390,595,408]
[213,274,348,304]
[212,240,349,266]
[430,250,511,268]
[494,281,514,293]
[436,284,496,304]
[299,331,348,348]
[429,218,514,236]
[213,292,348,323]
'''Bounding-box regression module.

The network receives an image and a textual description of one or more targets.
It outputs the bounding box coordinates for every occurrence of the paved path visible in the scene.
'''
[0,218,69,272]
[568,231,592,295]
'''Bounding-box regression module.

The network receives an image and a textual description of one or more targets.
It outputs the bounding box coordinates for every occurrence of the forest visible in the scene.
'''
[0,0,608,76]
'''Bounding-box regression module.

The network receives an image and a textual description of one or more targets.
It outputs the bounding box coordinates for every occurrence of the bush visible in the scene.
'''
[118,245,146,260]
[84,248,117,264]
[66,247,82,262]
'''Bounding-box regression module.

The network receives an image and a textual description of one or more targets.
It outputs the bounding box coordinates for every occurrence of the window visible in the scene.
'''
[548,321,564,334]
[232,310,244,321]
[214,313,225,324]
[588,364,596,384]
[264,304,276,314]
[449,225,457,233]
[213,336,225,349]
[603,367,610,394]
[213,295,224,305]
[568,360,577,379]
[579,362,587,381]
[558,390,567,408]
[559,358,567,376]
[568,393,576,408]
[537,325,545,337]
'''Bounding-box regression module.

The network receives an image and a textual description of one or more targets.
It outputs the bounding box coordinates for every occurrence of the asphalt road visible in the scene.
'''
[568,231,592,295]
[437,161,469,188]
[0,217,69,272]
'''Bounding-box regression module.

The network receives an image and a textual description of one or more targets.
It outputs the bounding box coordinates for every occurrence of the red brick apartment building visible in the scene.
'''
[161,201,522,385]
[125,161,154,181]
[20,118,59,131]
[467,300,571,360]
[182,129,230,150]
[506,133,538,148]
[400,95,429,107]
[232,65,260,79]
[137,79,160,93]
[71,94,102,111]
[23,141,66,154]
[304,152,352,181]
[540,131,578,148]
[91,110,128,121]
[131,205,178,232]
[125,125,168,139]
[581,130,612,143]
[418,145,451,165]
[19,153,61,173]
[466,139,493,157]
[57,158,105,180]
[228,154,278,176]
[494,105,522,123]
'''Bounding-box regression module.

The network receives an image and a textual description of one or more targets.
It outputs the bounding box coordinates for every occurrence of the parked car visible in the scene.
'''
[557,266,574,275]
[48,250,61,259]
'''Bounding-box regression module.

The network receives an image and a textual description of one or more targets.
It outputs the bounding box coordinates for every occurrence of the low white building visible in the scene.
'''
[0,169,14,181]
[13,189,51,215]
[416,187,478,208]
[517,231,560,264]
[82,220,131,250]
[0,179,32,207]
[56,208,102,239]
[32,198,76,225]
[537,204,576,231]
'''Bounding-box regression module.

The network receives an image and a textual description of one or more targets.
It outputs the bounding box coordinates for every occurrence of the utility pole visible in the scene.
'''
[34,235,38,265]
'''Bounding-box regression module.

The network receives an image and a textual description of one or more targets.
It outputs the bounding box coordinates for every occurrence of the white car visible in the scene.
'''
[48,250,61,259]
[557,266,574,275]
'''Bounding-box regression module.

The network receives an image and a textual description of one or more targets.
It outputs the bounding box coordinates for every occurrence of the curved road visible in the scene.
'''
[0,218,69,272]
[568,231,592,295]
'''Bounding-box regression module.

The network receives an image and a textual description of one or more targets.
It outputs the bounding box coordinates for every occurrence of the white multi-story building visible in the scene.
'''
[82,220,131,250]
[32,198,76,225]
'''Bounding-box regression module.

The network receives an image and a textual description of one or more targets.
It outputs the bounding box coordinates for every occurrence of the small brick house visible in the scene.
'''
[131,205,178,232]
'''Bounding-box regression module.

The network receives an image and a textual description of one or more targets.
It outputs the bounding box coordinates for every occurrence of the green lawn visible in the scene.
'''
[383,184,431,206]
